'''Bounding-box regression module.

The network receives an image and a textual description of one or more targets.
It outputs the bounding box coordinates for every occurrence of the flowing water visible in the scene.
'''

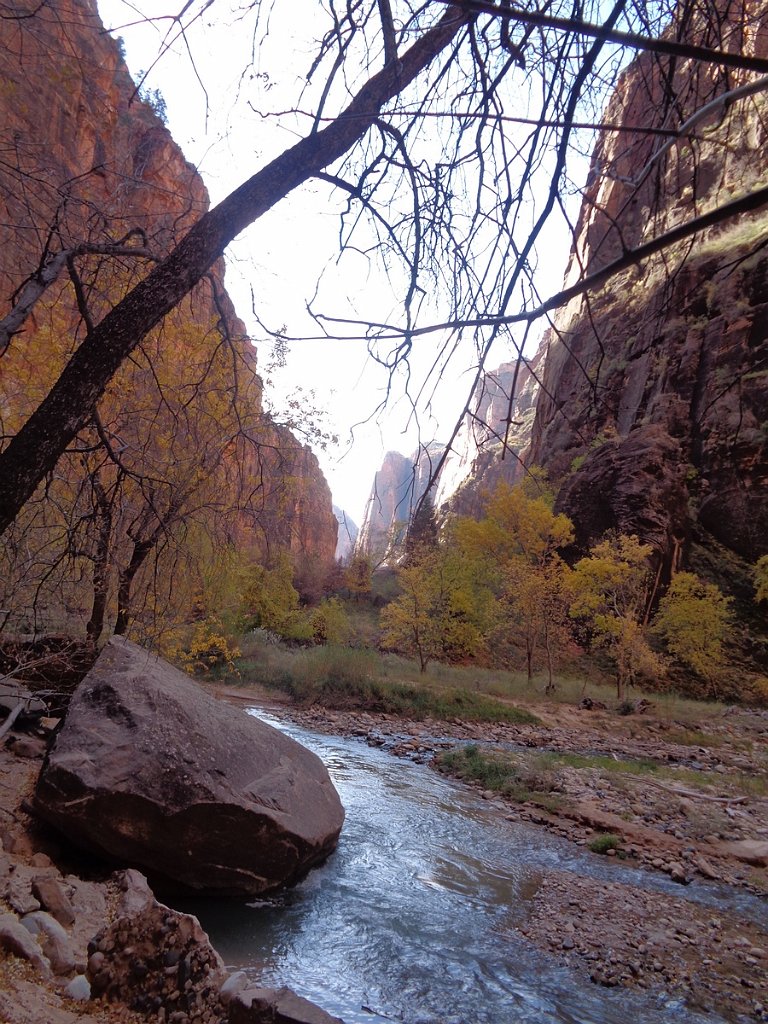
[179,711,767,1024]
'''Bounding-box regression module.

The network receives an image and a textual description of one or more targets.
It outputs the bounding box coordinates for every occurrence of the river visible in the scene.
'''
[179,710,766,1024]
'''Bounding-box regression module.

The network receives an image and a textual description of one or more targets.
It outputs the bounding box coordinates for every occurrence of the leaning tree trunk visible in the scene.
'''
[0,6,468,537]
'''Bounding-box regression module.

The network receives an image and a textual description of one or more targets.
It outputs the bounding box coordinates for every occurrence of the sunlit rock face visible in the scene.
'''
[334,506,359,564]
[354,359,540,561]
[434,354,542,519]
[529,0,768,579]
[356,447,444,563]
[0,0,337,570]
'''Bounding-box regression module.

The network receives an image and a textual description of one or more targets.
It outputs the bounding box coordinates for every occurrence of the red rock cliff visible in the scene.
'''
[0,0,337,586]
[529,0,768,580]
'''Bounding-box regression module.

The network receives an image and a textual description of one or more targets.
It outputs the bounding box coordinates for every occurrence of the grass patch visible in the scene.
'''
[234,641,539,724]
[541,751,661,776]
[588,833,623,855]
[662,727,724,749]
[437,744,561,806]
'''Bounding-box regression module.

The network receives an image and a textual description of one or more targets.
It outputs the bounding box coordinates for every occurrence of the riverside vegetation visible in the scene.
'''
[2,479,767,1023]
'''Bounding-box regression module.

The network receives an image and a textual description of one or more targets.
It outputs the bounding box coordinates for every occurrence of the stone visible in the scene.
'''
[220,971,250,1005]
[65,974,91,1001]
[20,910,77,975]
[694,856,721,880]
[117,868,155,916]
[667,862,688,884]
[6,735,48,760]
[87,897,226,1020]
[31,874,76,926]
[0,680,47,720]
[0,911,52,977]
[229,985,344,1024]
[716,840,768,867]
[6,875,40,915]
[33,637,344,895]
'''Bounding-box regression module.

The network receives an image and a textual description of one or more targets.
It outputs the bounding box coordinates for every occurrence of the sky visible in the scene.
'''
[96,0,572,525]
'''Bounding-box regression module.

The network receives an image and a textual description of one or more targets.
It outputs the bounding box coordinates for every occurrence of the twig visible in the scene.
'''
[624,773,749,804]
[0,701,25,741]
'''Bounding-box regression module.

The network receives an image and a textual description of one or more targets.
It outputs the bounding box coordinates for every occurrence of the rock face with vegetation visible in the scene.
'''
[528,0,768,585]
[33,638,345,895]
[0,0,337,643]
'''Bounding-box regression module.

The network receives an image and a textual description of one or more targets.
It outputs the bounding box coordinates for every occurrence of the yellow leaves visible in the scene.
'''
[755,555,768,605]
[567,534,653,621]
[239,552,303,630]
[653,572,732,681]
[454,478,574,571]
[381,547,491,671]
[179,618,241,676]
[567,534,658,697]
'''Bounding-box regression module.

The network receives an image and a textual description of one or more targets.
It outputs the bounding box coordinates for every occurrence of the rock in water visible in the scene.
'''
[33,637,344,894]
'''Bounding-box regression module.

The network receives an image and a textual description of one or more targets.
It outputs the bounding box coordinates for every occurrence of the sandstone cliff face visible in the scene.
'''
[355,357,539,559]
[0,0,337,599]
[356,445,444,562]
[529,0,768,577]
[434,353,542,518]
[333,506,359,563]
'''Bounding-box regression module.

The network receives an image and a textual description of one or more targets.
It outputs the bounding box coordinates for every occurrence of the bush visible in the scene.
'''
[180,619,240,676]
[588,833,622,855]
[309,598,352,645]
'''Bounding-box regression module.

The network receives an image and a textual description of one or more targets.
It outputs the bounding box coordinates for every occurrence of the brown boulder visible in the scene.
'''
[33,637,344,894]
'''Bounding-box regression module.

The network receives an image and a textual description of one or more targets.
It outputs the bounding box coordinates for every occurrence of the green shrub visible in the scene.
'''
[437,745,557,799]
[309,598,352,645]
[588,833,622,855]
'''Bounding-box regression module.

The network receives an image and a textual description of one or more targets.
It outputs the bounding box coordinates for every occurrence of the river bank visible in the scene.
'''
[1,682,766,1023]
[214,683,768,1021]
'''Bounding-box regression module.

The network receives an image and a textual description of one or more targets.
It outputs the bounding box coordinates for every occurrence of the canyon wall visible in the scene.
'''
[529,1,768,583]
[0,0,336,633]
[356,445,444,562]
[355,357,539,560]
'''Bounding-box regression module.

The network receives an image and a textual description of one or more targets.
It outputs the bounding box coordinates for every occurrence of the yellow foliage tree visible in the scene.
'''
[567,534,662,699]
[653,572,732,690]
[239,553,301,636]
[453,478,574,686]
[380,546,492,673]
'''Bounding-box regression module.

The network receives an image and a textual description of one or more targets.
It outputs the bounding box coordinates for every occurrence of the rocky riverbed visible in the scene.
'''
[2,682,767,1023]
[217,685,768,1022]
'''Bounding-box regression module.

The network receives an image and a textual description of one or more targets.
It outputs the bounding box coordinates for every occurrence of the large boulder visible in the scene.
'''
[32,637,344,895]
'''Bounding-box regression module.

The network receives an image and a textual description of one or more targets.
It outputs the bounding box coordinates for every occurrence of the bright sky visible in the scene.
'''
[96,1,572,524]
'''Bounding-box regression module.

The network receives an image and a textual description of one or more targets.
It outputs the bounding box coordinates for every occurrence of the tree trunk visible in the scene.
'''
[85,478,115,645]
[113,537,156,636]
[0,6,468,537]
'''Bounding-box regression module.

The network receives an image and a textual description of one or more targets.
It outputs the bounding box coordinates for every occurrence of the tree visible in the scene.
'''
[345,554,373,602]
[653,572,732,688]
[3,0,768,541]
[380,546,491,672]
[454,479,574,685]
[567,534,662,699]
[239,553,301,636]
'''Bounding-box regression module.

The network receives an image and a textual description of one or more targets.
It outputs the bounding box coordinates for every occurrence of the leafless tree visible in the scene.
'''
[2,0,768,545]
